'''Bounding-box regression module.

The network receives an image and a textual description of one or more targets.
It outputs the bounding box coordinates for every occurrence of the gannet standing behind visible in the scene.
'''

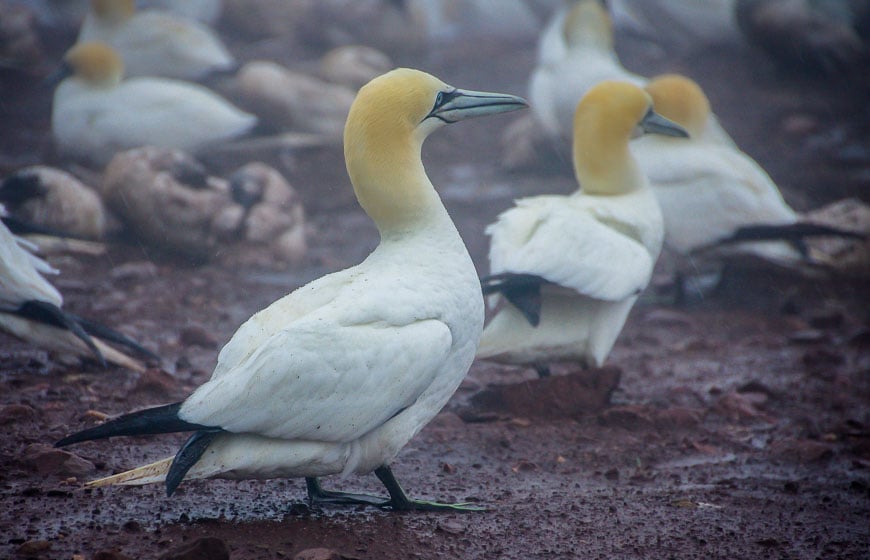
[51,42,256,165]
[478,81,686,376]
[633,74,805,270]
[57,68,527,511]
[530,0,732,146]
[78,0,234,80]
[0,218,155,371]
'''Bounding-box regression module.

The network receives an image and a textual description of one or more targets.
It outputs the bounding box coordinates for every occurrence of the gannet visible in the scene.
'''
[140,0,224,25]
[529,0,732,146]
[0,217,156,371]
[633,74,863,284]
[57,68,527,511]
[51,42,257,166]
[77,0,234,80]
[477,81,686,376]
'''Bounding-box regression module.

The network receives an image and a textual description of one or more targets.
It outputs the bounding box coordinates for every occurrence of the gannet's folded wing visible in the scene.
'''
[0,222,62,309]
[487,199,653,301]
[180,317,453,443]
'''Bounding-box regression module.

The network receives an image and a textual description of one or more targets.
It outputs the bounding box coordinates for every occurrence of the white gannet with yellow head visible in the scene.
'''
[51,42,256,165]
[478,81,686,376]
[78,0,234,80]
[0,216,155,371]
[530,0,732,146]
[56,68,527,512]
[633,74,806,272]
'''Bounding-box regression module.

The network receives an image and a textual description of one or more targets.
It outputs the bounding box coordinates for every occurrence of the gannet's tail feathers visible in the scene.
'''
[55,402,210,447]
[73,313,161,362]
[701,222,867,252]
[86,457,173,488]
[15,300,105,366]
[480,273,547,326]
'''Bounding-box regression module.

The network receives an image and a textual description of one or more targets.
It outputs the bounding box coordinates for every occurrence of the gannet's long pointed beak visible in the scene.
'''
[426,88,528,124]
[637,109,689,138]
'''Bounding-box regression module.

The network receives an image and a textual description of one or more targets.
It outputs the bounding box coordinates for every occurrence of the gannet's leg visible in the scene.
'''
[374,466,485,512]
[305,477,387,507]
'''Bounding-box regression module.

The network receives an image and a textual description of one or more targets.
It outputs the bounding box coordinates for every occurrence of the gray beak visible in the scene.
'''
[639,109,689,138]
[426,88,528,124]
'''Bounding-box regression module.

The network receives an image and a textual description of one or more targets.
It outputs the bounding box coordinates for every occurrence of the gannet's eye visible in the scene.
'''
[435,91,445,107]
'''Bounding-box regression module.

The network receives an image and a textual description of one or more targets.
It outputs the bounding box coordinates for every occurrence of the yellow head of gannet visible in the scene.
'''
[572,80,687,195]
[345,68,528,232]
[645,74,711,139]
[90,0,135,23]
[58,41,123,88]
[562,0,613,49]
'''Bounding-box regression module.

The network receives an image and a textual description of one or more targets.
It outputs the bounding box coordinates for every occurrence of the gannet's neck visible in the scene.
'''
[562,1,613,52]
[573,126,642,196]
[345,123,447,239]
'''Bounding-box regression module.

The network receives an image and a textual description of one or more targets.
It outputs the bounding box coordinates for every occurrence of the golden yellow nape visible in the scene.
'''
[645,74,711,139]
[571,80,651,187]
[64,42,124,86]
[91,0,135,19]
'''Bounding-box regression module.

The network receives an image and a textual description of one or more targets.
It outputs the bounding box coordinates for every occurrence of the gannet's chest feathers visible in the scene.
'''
[174,69,526,476]
[633,74,800,261]
[52,42,255,164]
[479,81,686,368]
[78,0,234,80]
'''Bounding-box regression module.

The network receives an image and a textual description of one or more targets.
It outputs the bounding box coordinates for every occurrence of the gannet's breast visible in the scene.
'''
[179,226,483,474]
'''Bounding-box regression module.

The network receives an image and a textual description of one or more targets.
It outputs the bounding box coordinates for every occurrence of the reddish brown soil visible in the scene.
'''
[1,14,868,560]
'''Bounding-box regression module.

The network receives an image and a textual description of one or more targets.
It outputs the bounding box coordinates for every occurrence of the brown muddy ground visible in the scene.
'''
[1,12,869,560]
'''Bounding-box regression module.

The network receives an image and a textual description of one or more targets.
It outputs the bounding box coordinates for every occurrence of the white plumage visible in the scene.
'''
[530,0,732,146]
[51,42,256,165]
[60,68,527,510]
[78,0,234,80]
[478,81,685,372]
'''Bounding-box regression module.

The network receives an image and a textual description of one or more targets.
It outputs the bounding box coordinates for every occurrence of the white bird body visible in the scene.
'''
[52,43,256,165]
[78,0,234,80]
[478,81,683,372]
[140,0,224,25]
[632,75,803,267]
[530,0,733,145]
[62,68,528,508]
[477,189,663,367]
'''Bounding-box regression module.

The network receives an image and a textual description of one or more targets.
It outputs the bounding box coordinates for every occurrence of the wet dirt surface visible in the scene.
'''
[2,13,870,560]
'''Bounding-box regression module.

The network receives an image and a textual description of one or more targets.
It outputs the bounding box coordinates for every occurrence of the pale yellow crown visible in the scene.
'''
[572,80,652,194]
[64,42,124,87]
[645,74,711,139]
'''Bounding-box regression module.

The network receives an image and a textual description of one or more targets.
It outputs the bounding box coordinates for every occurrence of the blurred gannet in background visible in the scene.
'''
[529,0,733,145]
[319,45,394,90]
[51,42,257,166]
[633,74,866,292]
[0,166,106,240]
[736,0,870,77]
[477,81,686,377]
[78,0,234,80]
[0,217,156,371]
[56,68,527,511]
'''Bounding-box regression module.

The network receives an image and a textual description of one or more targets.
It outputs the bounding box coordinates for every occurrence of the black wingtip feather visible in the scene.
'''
[55,402,211,447]
[71,313,161,362]
[166,430,222,496]
[16,300,106,366]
